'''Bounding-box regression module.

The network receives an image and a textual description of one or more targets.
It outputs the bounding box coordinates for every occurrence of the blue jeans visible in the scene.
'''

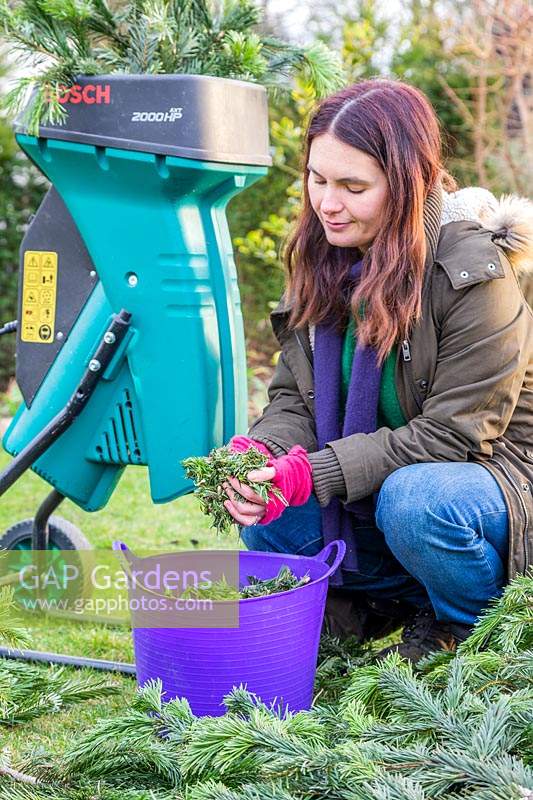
[240,462,509,625]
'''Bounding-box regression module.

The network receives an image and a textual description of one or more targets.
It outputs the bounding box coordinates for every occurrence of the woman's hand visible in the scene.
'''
[222,467,276,527]
[222,446,313,528]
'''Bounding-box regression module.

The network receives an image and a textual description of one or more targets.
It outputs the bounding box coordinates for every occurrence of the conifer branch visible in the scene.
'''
[0,0,345,134]
[3,576,532,800]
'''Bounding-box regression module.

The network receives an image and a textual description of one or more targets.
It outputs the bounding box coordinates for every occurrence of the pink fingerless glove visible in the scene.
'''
[228,435,273,458]
[228,436,314,525]
[260,445,313,525]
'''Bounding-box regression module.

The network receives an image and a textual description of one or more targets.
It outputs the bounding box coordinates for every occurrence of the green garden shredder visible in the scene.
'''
[0,73,271,670]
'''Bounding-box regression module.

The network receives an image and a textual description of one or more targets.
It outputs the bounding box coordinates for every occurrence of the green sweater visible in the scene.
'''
[340,316,406,429]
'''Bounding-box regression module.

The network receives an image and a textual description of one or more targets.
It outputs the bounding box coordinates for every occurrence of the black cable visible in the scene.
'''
[0,646,136,674]
[0,320,17,336]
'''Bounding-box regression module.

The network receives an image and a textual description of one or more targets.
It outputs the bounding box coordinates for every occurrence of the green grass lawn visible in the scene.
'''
[0,449,243,654]
[0,437,402,772]
[0,447,244,761]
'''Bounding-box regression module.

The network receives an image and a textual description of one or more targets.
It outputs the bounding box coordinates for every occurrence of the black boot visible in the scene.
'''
[322,589,415,643]
[376,606,473,664]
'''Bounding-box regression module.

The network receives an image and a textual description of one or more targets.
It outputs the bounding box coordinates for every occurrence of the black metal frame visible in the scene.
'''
[0,309,131,498]
[33,488,64,549]
[0,309,137,675]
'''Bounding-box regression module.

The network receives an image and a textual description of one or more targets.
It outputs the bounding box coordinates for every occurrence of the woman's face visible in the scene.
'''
[307,132,389,252]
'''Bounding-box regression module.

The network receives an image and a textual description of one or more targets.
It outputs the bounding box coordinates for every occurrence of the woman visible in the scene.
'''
[222,78,533,662]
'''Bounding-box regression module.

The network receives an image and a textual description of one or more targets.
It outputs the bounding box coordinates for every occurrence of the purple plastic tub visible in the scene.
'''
[113,540,345,717]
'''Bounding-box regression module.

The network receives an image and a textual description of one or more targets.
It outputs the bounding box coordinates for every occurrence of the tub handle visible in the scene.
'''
[315,540,346,579]
[112,541,167,599]
[112,540,135,581]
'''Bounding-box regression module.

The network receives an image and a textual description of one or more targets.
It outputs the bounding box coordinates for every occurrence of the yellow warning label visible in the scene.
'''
[21,251,58,343]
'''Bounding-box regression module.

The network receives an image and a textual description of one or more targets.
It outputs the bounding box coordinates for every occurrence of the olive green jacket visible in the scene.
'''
[248,185,533,578]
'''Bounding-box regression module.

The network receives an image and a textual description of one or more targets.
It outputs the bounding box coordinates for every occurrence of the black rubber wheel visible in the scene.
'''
[0,516,93,607]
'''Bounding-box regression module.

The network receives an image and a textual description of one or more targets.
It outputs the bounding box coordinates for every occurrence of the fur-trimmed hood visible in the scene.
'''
[442,187,533,276]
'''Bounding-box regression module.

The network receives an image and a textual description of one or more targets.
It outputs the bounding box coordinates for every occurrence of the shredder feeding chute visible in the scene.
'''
[2,75,271,510]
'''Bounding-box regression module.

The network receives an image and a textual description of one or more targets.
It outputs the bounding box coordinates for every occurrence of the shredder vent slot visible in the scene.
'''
[89,388,146,465]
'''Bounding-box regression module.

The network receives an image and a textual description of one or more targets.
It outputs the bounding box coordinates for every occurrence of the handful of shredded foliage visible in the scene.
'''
[182,445,287,536]
[181,565,310,601]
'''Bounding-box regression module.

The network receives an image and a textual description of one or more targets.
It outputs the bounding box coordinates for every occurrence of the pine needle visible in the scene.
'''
[0,661,120,725]
[0,585,32,651]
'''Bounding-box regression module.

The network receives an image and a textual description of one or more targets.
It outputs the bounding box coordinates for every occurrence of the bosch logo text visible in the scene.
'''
[46,84,111,105]
[131,107,183,122]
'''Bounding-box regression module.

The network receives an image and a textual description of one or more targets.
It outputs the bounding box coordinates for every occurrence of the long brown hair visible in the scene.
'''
[284,78,457,363]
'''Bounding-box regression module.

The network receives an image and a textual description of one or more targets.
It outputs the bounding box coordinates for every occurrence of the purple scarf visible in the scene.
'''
[314,259,383,585]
